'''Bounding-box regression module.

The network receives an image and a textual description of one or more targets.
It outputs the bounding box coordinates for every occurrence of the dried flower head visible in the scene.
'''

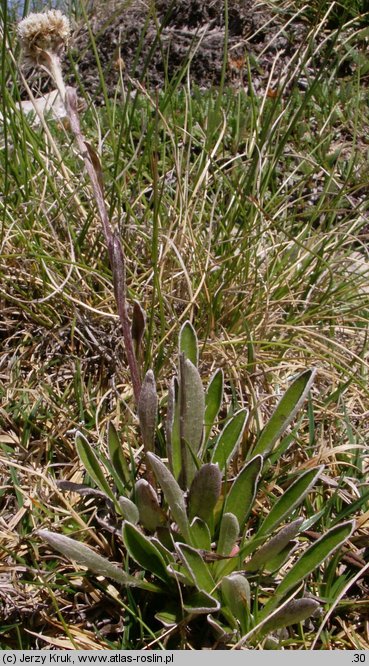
[17,10,70,64]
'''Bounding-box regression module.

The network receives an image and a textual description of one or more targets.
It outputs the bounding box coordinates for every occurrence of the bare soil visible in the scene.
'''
[67,0,308,99]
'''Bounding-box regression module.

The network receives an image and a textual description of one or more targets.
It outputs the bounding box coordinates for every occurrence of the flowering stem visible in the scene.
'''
[43,51,67,102]
[64,87,141,402]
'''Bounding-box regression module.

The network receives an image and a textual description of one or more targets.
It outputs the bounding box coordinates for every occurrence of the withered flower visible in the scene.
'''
[17,10,70,99]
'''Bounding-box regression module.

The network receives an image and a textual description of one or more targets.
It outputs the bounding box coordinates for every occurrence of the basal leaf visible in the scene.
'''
[175,542,215,594]
[211,409,248,470]
[135,479,165,532]
[251,369,316,458]
[245,518,303,572]
[190,518,212,551]
[118,496,139,524]
[221,574,250,632]
[146,452,192,543]
[107,422,130,490]
[179,320,198,367]
[204,369,224,442]
[259,598,320,637]
[166,377,181,479]
[75,431,116,504]
[138,370,158,453]
[261,520,355,615]
[188,463,222,522]
[224,455,263,529]
[122,522,171,584]
[217,512,240,555]
[257,466,324,538]
[213,512,240,580]
[38,530,159,591]
[183,590,220,615]
[180,357,205,486]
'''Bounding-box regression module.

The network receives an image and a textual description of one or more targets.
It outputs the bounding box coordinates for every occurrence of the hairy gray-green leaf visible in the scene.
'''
[107,422,130,489]
[75,431,116,504]
[213,512,240,579]
[190,518,212,551]
[204,368,224,442]
[245,518,303,572]
[179,320,198,367]
[221,574,250,629]
[38,530,158,591]
[217,512,240,556]
[135,479,165,532]
[261,520,355,616]
[211,409,248,470]
[183,590,220,615]
[138,370,158,453]
[122,522,170,584]
[252,369,316,458]
[180,356,205,487]
[259,598,320,637]
[175,542,215,594]
[224,455,263,529]
[166,377,180,477]
[118,496,139,524]
[257,466,324,538]
[146,452,192,543]
[188,463,222,522]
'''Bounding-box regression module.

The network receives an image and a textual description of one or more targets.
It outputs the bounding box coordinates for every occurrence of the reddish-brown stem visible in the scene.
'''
[112,233,142,403]
[65,86,141,402]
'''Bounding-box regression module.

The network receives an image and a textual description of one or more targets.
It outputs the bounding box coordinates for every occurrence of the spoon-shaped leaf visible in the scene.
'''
[251,369,316,458]
[188,463,222,522]
[211,409,248,470]
[38,530,159,592]
[261,520,355,616]
[75,431,116,504]
[175,542,215,594]
[107,422,130,489]
[190,518,212,550]
[183,590,220,615]
[166,376,181,479]
[257,466,324,538]
[221,574,251,632]
[118,496,139,524]
[245,518,303,572]
[224,455,263,529]
[204,369,224,442]
[179,320,198,367]
[122,522,171,584]
[217,513,240,556]
[146,452,191,543]
[138,370,158,453]
[259,598,320,637]
[135,479,165,532]
[180,357,205,486]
